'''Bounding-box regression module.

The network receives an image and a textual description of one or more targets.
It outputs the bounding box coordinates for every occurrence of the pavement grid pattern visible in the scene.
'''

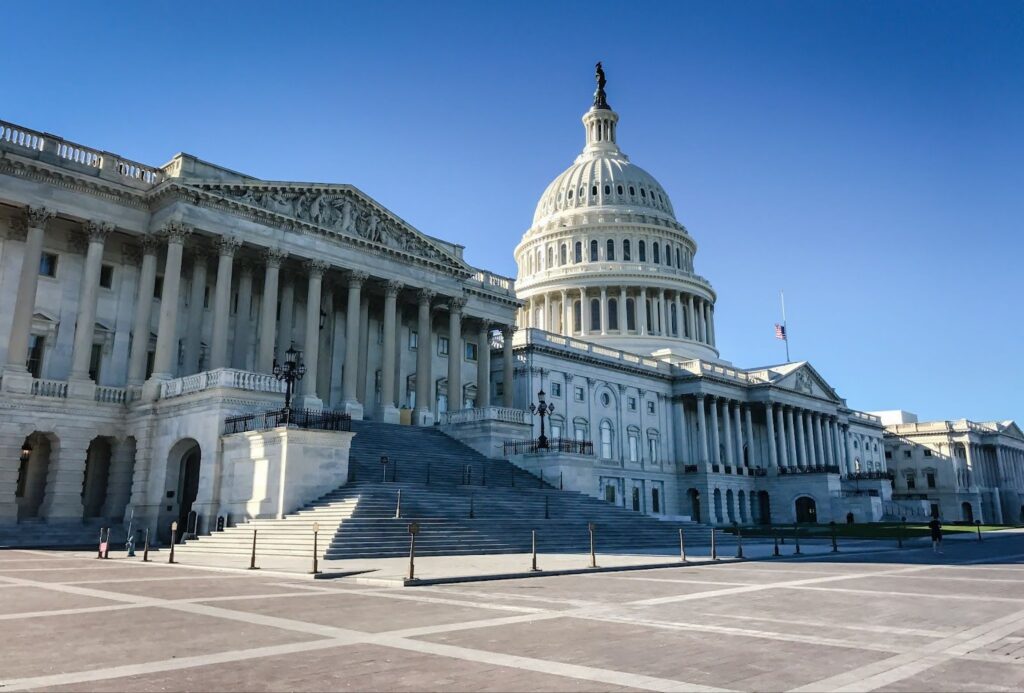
[1,533,1023,692]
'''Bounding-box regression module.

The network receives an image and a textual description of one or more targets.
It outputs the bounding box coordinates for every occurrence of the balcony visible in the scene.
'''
[502,438,594,456]
[779,465,841,476]
[223,408,351,435]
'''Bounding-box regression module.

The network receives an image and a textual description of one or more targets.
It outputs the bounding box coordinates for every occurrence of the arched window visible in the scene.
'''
[626,298,636,330]
[606,239,615,261]
[527,254,533,274]
[604,184,610,195]
[590,298,601,331]
[600,421,614,459]
[623,239,631,261]
[574,241,582,263]
[573,300,581,332]
[676,247,681,268]
[653,243,660,264]
[664,243,671,265]
[591,185,598,196]
[629,185,636,196]
[640,188,646,198]
[589,240,598,262]
[568,189,573,200]
[617,184,623,195]
[670,303,677,335]
[638,240,646,262]
[608,298,618,330]
[559,243,567,265]
[536,249,542,270]
[546,246,553,268]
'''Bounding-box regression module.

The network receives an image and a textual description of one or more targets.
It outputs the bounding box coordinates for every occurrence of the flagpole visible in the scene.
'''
[780,290,790,362]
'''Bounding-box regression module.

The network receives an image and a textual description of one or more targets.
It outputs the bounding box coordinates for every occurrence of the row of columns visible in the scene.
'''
[521,287,715,346]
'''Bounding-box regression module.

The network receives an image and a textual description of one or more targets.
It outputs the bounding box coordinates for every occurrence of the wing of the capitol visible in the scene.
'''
[0,70,1021,549]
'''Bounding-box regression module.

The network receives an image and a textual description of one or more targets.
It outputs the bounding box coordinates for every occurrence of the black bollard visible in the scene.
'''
[168,521,178,564]
[248,528,259,570]
[679,527,687,563]
[310,522,321,575]
[408,522,420,581]
[794,524,801,555]
[531,529,540,572]
[830,521,839,553]
[773,534,780,557]
[142,528,150,562]
[588,522,597,568]
[97,527,105,559]
[559,471,563,490]
[395,489,402,519]
[711,527,718,560]
[736,525,744,559]
[976,520,983,542]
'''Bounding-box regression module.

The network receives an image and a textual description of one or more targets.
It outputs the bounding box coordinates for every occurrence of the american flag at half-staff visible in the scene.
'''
[774,323,786,340]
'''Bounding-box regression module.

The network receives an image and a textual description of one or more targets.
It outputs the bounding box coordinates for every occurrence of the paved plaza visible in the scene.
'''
[2,533,1024,692]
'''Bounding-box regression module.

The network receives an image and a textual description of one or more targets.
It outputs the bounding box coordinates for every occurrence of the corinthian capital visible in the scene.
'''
[385,279,404,297]
[215,235,242,257]
[417,289,436,305]
[83,220,115,244]
[25,206,54,229]
[304,258,330,277]
[449,296,467,313]
[161,221,193,243]
[262,246,287,268]
[347,270,369,287]
[140,233,162,255]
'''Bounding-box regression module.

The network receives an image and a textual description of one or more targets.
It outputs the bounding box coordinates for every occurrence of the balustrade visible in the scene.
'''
[438,406,530,426]
[94,386,127,405]
[159,368,286,400]
[30,378,68,398]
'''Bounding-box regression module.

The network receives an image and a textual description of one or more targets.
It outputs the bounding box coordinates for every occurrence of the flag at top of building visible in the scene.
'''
[774,323,786,340]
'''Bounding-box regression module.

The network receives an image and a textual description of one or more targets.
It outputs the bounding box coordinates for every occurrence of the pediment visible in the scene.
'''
[999,421,1024,440]
[193,182,467,272]
[772,363,841,402]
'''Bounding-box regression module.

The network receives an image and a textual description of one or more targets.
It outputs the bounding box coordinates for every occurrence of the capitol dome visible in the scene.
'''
[514,65,719,361]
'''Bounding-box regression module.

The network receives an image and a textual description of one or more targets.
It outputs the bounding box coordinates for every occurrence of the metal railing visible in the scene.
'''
[223,408,352,435]
[779,465,841,475]
[502,437,594,456]
[844,470,894,481]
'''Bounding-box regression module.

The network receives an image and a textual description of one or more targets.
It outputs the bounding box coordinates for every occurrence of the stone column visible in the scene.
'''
[341,272,367,417]
[811,414,823,468]
[127,235,160,386]
[3,207,53,386]
[638,289,648,336]
[40,434,91,521]
[543,293,551,332]
[674,293,683,337]
[68,221,114,392]
[317,282,335,402]
[379,280,403,423]
[183,247,209,375]
[476,320,491,409]
[102,437,135,520]
[824,418,836,468]
[298,260,328,407]
[278,277,295,353]
[696,396,709,466]
[658,288,667,336]
[414,290,435,423]
[580,288,590,333]
[147,223,192,388]
[709,397,721,466]
[734,402,745,466]
[256,247,286,373]
[502,325,515,408]
[786,407,799,468]
[744,405,755,467]
[845,426,856,474]
[618,287,627,333]
[231,261,254,370]
[560,290,569,335]
[798,411,811,467]
[722,400,734,467]
[708,304,716,347]
[686,294,696,340]
[765,403,779,468]
[209,236,241,370]
[446,297,464,414]
[599,287,608,335]
[675,397,689,463]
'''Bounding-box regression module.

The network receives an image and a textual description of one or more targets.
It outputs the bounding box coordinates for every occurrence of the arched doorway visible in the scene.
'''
[738,490,747,523]
[160,440,202,543]
[726,489,735,522]
[82,438,112,518]
[688,488,701,522]
[15,432,53,520]
[795,496,817,523]
[961,502,974,523]
[713,488,723,523]
[632,487,641,511]
[758,491,771,525]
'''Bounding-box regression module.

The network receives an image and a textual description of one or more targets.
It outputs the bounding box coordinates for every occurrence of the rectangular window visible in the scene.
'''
[26,335,45,378]
[885,451,893,460]
[99,264,114,289]
[377,323,384,344]
[574,386,584,402]
[926,472,936,488]
[551,423,562,439]
[409,331,418,350]
[923,449,932,457]
[627,396,637,411]
[903,450,911,458]
[153,276,164,300]
[88,343,103,382]
[438,336,449,356]
[39,252,58,278]
[906,475,916,490]
[628,435,639,462]
[465,342,478,361]
[551,382,562,397]
[649,438,660,463]
[496,381,504,396]
[647,401,655,414]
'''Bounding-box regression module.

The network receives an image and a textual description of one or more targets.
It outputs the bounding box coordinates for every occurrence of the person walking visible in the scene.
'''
[929,516,943,554]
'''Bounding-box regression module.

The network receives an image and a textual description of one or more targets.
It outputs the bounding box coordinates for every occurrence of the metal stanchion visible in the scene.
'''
[898,517,905,549]
[142,528,150,562]
[168,522,178,564]
[469,494,475,519]
[381,455,389,482]
[735,524,744,559]
[711,527,718,560]
[531,529,540,572]
[773,534,780,557]
[103,528,110,559]
[976,520,983,542]
[559,471,563,490]
[394,489,402,519]
[96,527,105,559]
[248,528,259,570]
[408,522,420,581]
[794,524,801,555]
[679,527,687,563]
[588,522,597,568]
[830,521,839,553]
[544,495,550,519]
[310,522,321,575]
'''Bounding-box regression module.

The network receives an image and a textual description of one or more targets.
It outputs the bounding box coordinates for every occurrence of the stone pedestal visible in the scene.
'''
[379,404,401,425]
[66,377,97,401]
[343,400,364,420]
[1,367,34,395]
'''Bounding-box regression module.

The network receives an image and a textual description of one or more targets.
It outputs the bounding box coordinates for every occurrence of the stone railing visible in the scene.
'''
[468,270,515,296]
[516,261,712,290]
[30,378,68,399]
[94,386,127,405]
[515,328,668,372]
[676,359,768,384]
[849,410,882,425]
[160,368,286,400]
[437,406,530,426]
[0,119,164,186]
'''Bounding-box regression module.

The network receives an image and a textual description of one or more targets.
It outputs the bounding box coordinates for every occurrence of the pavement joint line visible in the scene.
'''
[782,584,1024,603]
[0,602,151,621]
[706,612,957,639]
[789,606,1024,692]
[593,576,754,586]
[404,585,602,609]
[59,574,244,585]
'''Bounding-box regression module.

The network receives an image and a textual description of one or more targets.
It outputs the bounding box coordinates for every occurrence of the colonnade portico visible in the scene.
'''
[0,204,518,423]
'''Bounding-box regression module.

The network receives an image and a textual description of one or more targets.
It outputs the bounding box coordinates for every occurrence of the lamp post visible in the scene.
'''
[528,386,556,450]
[272,343,306,424]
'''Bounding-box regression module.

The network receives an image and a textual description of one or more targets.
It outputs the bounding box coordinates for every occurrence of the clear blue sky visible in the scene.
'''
[4,1,1022,424]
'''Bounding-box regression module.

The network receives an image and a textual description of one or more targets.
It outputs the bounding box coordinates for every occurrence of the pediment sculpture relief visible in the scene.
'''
[218,187,450,264]
[794,370,814,394]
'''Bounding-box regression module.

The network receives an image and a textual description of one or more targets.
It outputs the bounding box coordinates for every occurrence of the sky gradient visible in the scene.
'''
[3,1,1022,423]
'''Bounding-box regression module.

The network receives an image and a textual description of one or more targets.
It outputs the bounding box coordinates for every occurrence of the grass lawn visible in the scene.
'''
[723,522,1020,540]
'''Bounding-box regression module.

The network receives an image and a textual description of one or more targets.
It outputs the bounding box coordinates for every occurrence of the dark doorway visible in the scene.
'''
[758,491,771,525]
[795,496,817,523]
[176,448,201,542]
[632,487,641,511]
[688,489,701,522]
[651,488,660,514]
[961,502,974,523]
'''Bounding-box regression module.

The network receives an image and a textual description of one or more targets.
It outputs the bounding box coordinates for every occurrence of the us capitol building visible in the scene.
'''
[0,66,1020,545]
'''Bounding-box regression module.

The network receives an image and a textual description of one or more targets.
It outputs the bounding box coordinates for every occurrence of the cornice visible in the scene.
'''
[0,153,150,211]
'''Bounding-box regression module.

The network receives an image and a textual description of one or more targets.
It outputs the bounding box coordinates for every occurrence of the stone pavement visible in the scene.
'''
[1,533,1023,691]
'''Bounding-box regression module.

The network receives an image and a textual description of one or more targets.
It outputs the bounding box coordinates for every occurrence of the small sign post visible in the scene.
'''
[168,521,178,564]
[142,528,150,562]
[248,529,259,570]
[407,522,420,582]
[531,529,540,572]
[679,527,687,563]
[310,522,321,575]
[588,522,597,568]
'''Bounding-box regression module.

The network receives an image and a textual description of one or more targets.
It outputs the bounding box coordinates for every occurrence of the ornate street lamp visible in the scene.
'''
[272,343,306,422]
[528,386,556,450]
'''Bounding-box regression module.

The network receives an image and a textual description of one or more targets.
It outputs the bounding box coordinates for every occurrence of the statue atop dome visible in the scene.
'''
[593,61,610,110]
